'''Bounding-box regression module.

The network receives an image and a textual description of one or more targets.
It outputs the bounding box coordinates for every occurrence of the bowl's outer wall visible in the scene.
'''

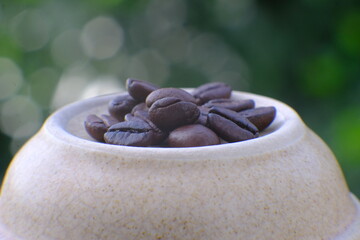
[0,92,359,240]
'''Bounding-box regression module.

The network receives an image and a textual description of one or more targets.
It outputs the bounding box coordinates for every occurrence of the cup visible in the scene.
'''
[0,90,359,240]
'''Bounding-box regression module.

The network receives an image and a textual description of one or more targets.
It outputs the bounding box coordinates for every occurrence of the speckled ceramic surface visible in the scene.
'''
[0,91,359,240]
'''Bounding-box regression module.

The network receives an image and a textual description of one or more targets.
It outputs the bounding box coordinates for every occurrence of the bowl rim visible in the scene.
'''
[41,90,306,161]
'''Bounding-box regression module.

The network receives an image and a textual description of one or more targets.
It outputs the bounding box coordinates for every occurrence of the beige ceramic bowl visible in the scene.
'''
[0,90,359,240]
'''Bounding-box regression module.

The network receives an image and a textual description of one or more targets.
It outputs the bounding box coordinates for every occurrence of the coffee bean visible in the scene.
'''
[238,107,276,131]
[133,109,150,120]
[192,82,232,104]
[104,119,165,147]
[203,99,254,112]
[85,79,277,147]
[146,88,197,107]
[207,113,257,143]
[131,102,150,120]
[168,124,220,147]
[108,94,138,121]
[100,114,119,127]
[149,97,200,131]
[126,78,159,102]
[131,102,148,114]
[195,106,210,126]
[84,114,108,142]
[124,113,142,122]
[209,107,259,135]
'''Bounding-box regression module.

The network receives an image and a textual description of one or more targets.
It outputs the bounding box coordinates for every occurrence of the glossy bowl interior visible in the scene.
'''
[0,90,359,240]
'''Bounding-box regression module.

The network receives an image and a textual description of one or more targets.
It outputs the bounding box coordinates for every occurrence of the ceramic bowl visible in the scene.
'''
[0,90,359,240]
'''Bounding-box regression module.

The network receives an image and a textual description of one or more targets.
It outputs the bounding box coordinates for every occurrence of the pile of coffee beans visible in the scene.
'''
[84,79,276,147]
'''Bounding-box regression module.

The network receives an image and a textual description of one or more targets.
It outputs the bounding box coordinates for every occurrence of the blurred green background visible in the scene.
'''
[0,0,359,197]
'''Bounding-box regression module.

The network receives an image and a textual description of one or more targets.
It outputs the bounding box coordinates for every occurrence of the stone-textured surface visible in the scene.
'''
[0,91,359,240]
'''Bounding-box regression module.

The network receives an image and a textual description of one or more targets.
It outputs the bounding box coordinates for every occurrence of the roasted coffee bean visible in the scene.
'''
[209,107,259,135]
[131,102,150,120]
[108,94,138,121]
[192,82,232,104]
[85,79,277,147]
[149,97,200,131]
[84,114,108,142]
[203,99,254,112]
[133,109,149,120]
[167,124,220,147]
[100,114,119,127]
[131,102,148,114]
[195,106,210,126]
[104,119,165,147]
[126,78,159,102]
[238,107,276,131]
[124,113,141,122]
[207,113,258,142]
[146,88,197,107]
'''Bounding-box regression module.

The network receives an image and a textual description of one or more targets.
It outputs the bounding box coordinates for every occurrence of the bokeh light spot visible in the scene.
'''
[51,64,94,109]
[128,49,169,86]
[154,28,191,63]
[0,95,42,139]
[0,58,23,101]
[51,30,86,67]
[146,0,187,35]
[10,9,51,51]
[81,16,124,60]
[81,76,124,99]
[187,34,230,76]
[105,54,131,81]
